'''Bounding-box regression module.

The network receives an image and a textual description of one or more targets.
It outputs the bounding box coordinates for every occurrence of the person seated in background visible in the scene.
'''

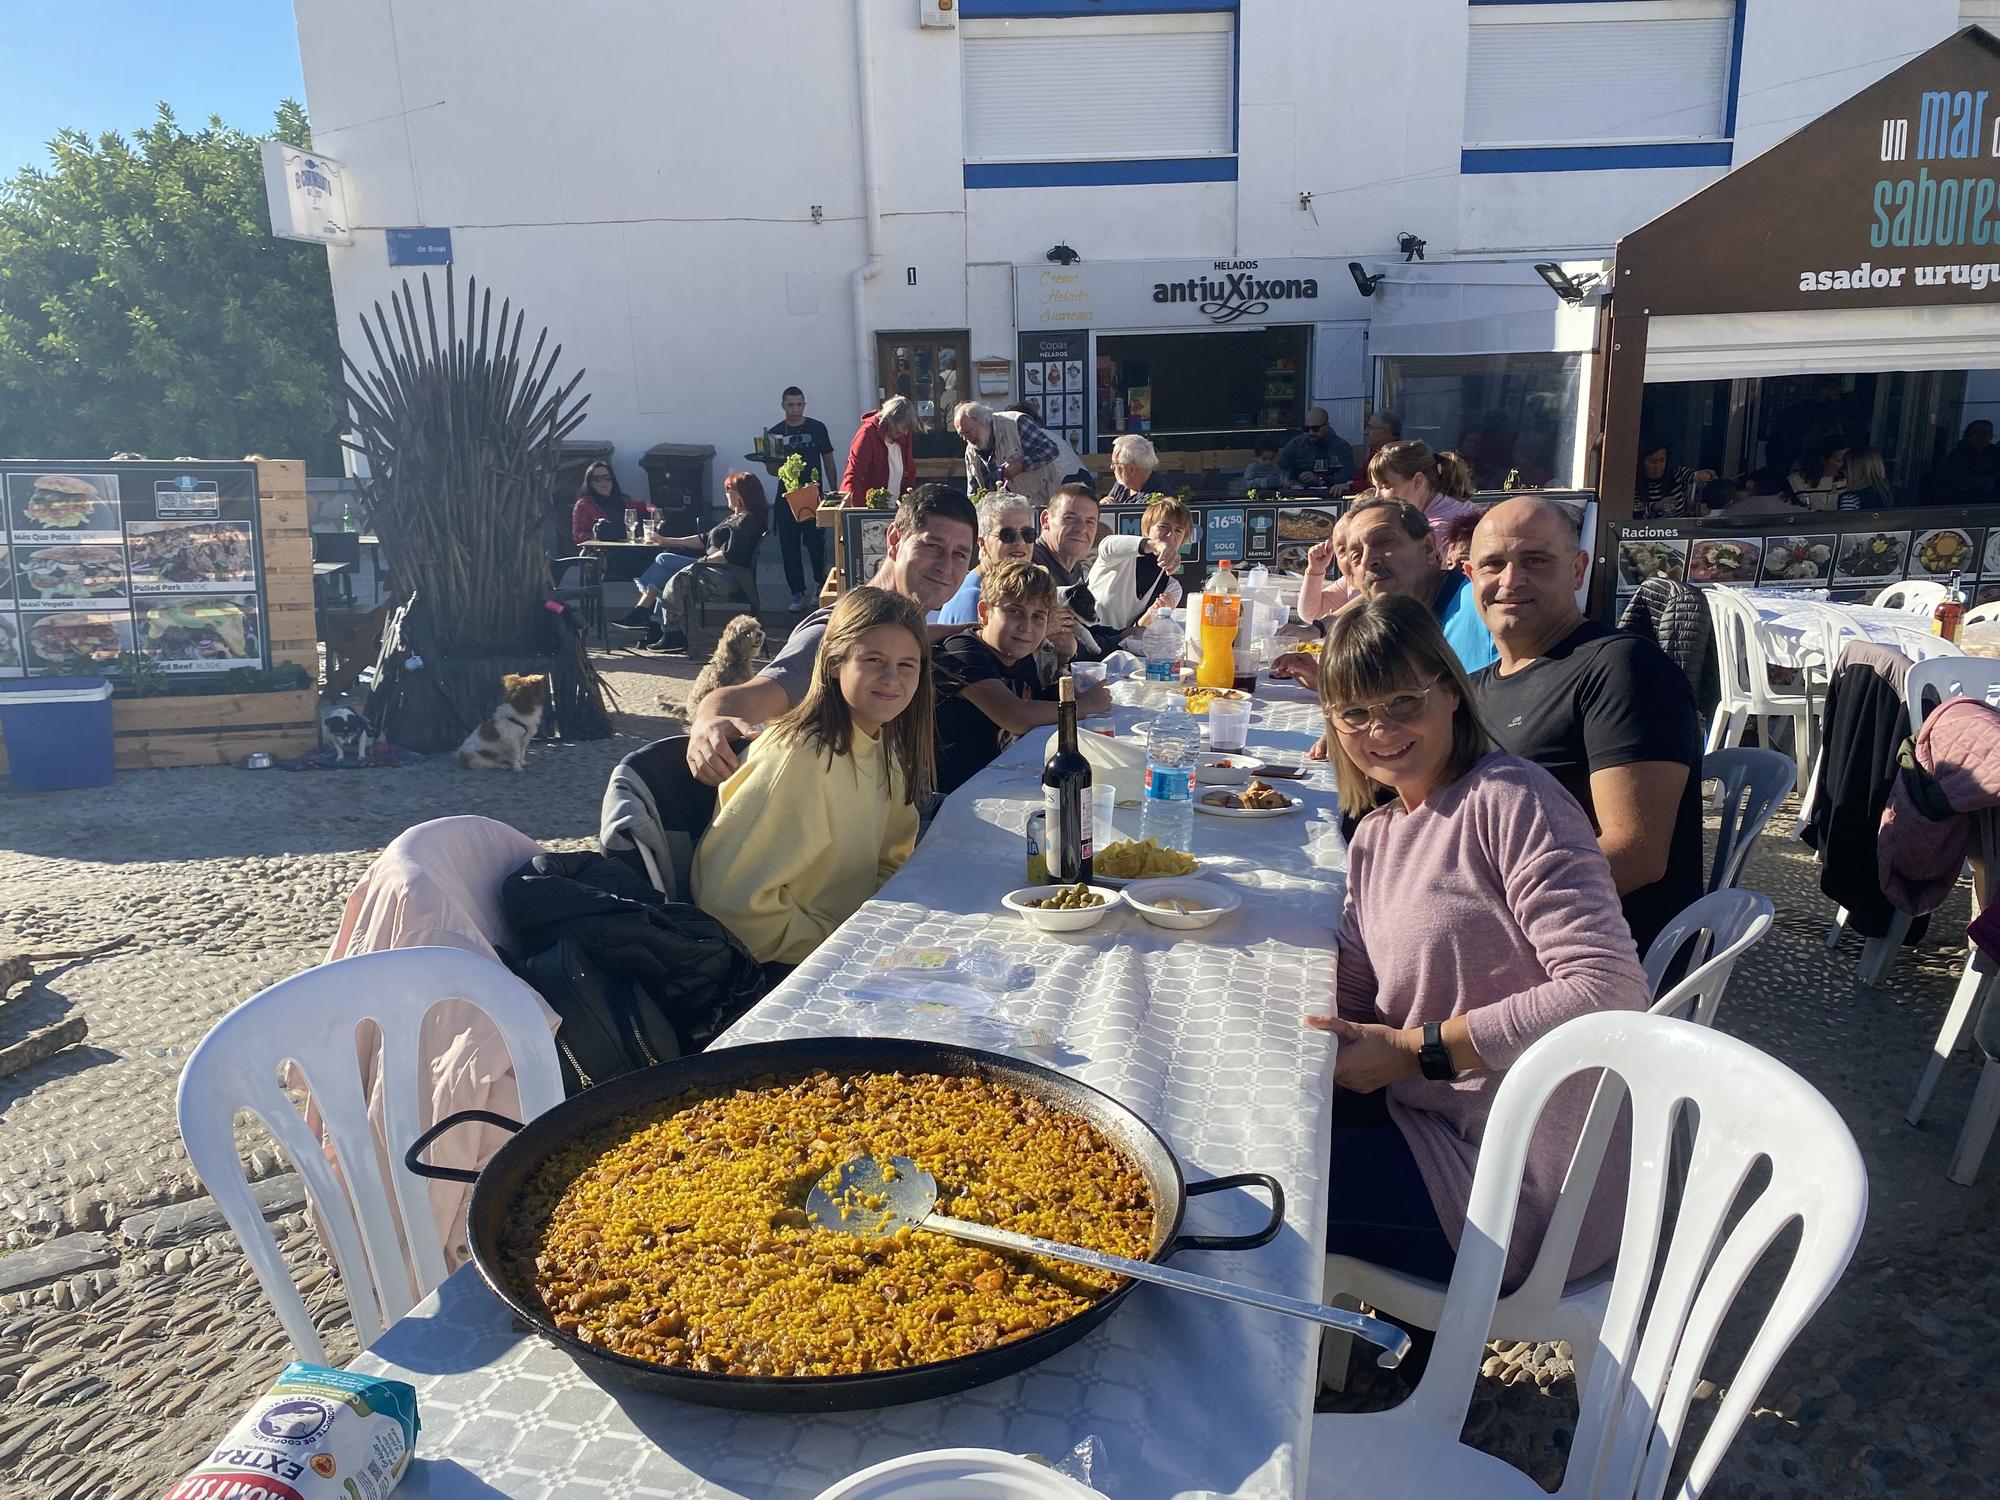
[1087,495,1192,641]
[1786,428,1849,511]
[1277,407,1357,493]
[692,587,930,981]
[1371,440,1484,562]
[1465,496,1704,958]
[1634,438,1715,520]
[931,561,1113,794]
[1105,433,1160,506]
[1837,447,1895,511]
[935,491,1035,626]
[570,460,646,543]
[1310,594,1648,1287]
[1294,508,1360,626]
[1331,497,1497,672]
[616,471,770,652]
[1031,483,1107,660]
[956,400,1087,506]
[1715,467,1796,518]
[1243,443,1284,490]
[684,484,977,785]
[1354,409,1402,481]
[1937,420,2000,505]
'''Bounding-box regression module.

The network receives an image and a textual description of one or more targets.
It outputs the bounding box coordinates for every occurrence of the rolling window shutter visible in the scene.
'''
[1466,2,1734,147]
[963,14,1234,163]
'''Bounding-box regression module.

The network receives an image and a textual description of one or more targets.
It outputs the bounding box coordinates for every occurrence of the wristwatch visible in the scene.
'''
[1419,1022,1458,1082]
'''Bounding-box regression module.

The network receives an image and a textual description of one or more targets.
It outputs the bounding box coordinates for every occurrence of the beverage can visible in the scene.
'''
[1026,808,1049,885]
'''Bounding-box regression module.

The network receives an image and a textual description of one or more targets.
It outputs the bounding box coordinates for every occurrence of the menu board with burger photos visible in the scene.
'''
[0,461,266,679]
[1612,514,1996,610]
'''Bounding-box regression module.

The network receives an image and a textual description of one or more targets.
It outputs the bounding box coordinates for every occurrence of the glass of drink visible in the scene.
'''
[1208,697,1251,753]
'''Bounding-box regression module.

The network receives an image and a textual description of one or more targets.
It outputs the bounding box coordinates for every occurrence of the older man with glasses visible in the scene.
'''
[1277,406,1356,494]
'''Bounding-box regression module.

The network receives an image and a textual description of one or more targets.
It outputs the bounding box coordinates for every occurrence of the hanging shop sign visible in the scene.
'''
[261,141,353,246]
[1016,258,1360,331]
[1619,28,2000,315]
[0,462,268,679]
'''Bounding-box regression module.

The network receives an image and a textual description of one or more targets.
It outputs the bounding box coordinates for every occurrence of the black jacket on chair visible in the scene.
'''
[1800,645,1930,944]
[501,850,763,1092]
[1618,577,1719,716]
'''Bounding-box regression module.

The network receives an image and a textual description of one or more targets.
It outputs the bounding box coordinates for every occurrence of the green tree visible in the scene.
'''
[0,100,340,469]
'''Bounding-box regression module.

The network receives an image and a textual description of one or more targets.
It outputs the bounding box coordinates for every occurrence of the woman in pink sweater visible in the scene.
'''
[1311,596,1647,1290]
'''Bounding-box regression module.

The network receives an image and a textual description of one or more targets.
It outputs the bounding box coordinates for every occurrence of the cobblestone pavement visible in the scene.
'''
[2,641,1997,1496]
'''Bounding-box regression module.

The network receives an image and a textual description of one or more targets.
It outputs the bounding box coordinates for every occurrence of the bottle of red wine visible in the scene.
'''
[1043,676,1093,884]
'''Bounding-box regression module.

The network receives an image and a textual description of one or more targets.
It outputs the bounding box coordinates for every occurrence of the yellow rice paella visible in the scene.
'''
[501,1069,1157,1377]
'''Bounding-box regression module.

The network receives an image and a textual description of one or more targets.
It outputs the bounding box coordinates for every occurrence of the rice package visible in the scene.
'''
[159,1360,419,1500]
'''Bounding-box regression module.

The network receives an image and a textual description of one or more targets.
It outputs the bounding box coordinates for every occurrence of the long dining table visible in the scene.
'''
[348,673,1348,1500]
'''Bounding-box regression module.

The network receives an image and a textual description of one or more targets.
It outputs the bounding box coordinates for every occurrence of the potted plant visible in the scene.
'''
[778,451,823,522]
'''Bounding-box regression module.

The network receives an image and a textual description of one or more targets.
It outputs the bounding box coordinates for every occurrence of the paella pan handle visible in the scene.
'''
[403,1109,525,1184]
[1167,1172,1286,1254]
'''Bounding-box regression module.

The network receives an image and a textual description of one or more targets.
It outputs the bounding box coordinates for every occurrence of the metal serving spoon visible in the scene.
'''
[807,1155,1410,1368]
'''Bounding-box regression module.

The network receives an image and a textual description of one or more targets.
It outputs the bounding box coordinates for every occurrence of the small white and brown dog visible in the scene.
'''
[457,673,549,771]
[321,704,375,763]
[683,615,765,720]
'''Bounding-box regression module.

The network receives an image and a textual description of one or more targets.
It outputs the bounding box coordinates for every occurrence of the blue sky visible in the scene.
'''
[0,1,305,180]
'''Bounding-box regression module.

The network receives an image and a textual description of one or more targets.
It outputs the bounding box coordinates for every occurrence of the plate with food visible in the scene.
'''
[1833,530,1909,581]
[1276,507,1336,542]
[1274,543,1316,574]
[1181,685,1251,716]
[8,472,120,534]
[126,521,256,587]
[1195,779,1301,817]
[138,596,260,663]
[24,611,130,669]
[1759,535,1835,584]
[1617,538,1688,586]
[1913,527,1978,578]
[22,544,128,602]
[1120,878,1242,932]
[1092,838,1198,885]
[1002,882,1122,933]
[1686,537,1762,585]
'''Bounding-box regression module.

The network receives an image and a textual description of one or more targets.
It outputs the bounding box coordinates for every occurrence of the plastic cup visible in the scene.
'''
[1208,697,1251,752]
[1070,660,1107,693]
[1092,783,1117,849]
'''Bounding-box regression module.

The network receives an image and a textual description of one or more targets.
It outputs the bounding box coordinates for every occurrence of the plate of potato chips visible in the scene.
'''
[1092,838,1199,885]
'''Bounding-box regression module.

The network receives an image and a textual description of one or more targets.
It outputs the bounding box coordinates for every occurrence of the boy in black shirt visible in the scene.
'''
[932,560,1114,794]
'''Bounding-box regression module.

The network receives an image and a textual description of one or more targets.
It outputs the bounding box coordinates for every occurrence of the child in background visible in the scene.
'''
[932,561,1114,794]
[693,587,932,972]
[1243,444,1284,490]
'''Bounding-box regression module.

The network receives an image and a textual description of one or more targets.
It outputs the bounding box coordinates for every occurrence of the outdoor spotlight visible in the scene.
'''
[1348,261,1385,297]
[1046,243,1081,265]
[1397,233,1427,263]
[1534,262,1606,304]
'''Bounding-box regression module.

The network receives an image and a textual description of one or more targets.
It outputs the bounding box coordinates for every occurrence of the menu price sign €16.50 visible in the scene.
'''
[0,463,267,679]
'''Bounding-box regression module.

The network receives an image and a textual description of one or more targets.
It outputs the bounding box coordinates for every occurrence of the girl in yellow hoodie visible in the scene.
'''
[693,587,934,968]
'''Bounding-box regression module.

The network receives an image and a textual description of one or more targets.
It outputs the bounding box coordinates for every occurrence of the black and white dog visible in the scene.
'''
[321,704,375,763]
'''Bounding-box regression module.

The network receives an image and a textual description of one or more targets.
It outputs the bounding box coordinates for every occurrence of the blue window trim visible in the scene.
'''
[1462,0,1744,172]
[1461,141,1733,173]
[965,157,1237,188]
[961,0,1232,13]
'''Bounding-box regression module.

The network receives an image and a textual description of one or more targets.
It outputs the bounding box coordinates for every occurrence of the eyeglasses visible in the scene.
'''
[1328,676,1443,734]
[991,526,1031,544]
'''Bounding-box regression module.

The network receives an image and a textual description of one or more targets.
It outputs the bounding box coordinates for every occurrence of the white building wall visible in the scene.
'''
[291,0,1985,489]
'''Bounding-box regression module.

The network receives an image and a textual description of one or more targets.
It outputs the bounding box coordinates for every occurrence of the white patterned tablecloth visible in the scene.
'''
[351,678,1346,1500]
[1733,587,1959,664]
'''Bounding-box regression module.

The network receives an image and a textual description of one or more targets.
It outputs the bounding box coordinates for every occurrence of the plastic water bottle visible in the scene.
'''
[1141,702,1199,854]
[1141,614,1179,682]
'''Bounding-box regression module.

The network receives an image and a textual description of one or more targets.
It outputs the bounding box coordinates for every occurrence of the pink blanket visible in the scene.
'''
[1879,698,2000,915]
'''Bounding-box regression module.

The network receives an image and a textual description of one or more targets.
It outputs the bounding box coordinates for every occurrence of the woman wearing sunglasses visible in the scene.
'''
[933,491,1037,625]
[1311,595,1646,1293]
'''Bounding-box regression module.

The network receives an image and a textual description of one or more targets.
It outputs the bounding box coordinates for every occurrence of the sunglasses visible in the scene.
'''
[1329,676,1444,734]
[991,526,1031,544]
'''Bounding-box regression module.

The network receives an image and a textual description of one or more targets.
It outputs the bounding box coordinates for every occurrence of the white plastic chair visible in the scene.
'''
[1949,987,2000,1184]
[1308,1012,1867,1500]
[1702,589,1814,790]
[1875,579,1948,614]
[1323,895,1774,1401]
[1907,811,2000,1131]
[176,946,566,1361]
[1702,748,1793,895]
[1878,621,1965,663]
[1964,599,2000,628]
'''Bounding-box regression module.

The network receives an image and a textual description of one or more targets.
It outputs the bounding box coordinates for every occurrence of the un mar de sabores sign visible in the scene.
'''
[1619,28,2000,316]
[1017,258,1344,331]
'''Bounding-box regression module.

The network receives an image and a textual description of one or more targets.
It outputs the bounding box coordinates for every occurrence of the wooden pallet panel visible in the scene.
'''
[110,729,320,770]
[112,690,319,732]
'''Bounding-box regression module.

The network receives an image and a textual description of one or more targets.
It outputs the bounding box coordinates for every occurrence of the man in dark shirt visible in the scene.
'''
[766,386,836,608]
[1276,407,1356,492]
[1466,496,1704,958]
[932,559,1111,793]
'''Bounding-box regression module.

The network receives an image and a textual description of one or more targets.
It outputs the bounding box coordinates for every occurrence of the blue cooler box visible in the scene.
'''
[0,677,116,790]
